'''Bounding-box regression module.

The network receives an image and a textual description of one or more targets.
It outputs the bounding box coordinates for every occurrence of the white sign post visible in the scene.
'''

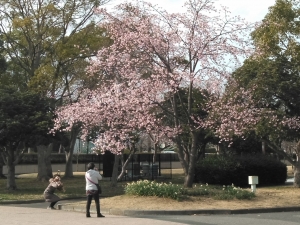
[248,176,259,193]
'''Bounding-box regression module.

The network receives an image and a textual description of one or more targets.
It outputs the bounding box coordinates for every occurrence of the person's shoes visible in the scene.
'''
[47,206,56,210]
[97,213,105,217]
[86,214,91,218]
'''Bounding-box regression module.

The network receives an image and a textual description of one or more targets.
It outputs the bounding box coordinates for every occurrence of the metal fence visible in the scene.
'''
[4,152,177,180]
[91,152,175,181]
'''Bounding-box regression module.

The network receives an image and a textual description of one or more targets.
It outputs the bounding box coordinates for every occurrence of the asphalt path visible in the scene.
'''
[0,205,184,225]
[2,201,300,225]
[134,212,300,225]
[3,199,82,209]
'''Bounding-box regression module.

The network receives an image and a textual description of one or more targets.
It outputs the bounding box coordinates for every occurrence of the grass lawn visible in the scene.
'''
[0,166,294,202]
[0,169,184,202]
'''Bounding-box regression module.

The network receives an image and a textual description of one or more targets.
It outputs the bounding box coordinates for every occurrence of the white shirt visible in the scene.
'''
[85,169,102,190]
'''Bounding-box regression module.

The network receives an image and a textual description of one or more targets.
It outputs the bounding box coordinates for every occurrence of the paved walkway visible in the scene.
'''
[4,196,300,217]
[0,205,184,225]
[58,200,300,216]
[2,200,300,225]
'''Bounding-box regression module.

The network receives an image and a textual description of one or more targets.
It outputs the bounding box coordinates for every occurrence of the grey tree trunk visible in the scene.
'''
[111,154,121,187]
[262,141,266,154]
[64,126,80,178]
[3,143,25,190]
[117,153,134,181]
[58,145,64,154]
[184,132,198,188]
[0,164,4,179]
[292,141,300,187]
[64,150,74,178]
[174,131,200,188]
[0,153,5,179]
[37,144,53,181]
[152,143,158,164]
[293,163,300,188]
[28,147,35,153]
[6,148,16,190]
[176,140,189,176]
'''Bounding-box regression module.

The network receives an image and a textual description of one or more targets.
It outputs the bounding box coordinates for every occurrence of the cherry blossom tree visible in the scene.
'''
[54,0,251,187]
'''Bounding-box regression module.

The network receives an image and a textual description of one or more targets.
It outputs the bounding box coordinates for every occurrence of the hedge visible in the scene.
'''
[194,154,287,187]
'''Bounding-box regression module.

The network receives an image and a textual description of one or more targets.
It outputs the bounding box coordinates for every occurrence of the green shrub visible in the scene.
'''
[194,155,242,185]
[186,184,210,196]
[124,180,255,201]
[124,180,184,200]
[194,154,287,186]
[213,184,255,200]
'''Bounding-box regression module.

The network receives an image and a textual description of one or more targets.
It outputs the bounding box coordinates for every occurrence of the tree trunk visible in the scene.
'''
[152,143,158,164]
[183,132,198,188]
[3,142,25,190]
[64,126,80,178]
[293,142,300,187]
[262,141,266,154]
[58,145,64,154]
[294,163,300,188]
[64,151,73,178]
[37,144,53,181]
[0,164,4,179]
[0,153,5,179]
[28,147,35,153]
[111,154,121,187]
[176,141,189,175]
[175,132,199,188]
[117,153,134,181]
[197,143,207,160]
[6,147,17,190]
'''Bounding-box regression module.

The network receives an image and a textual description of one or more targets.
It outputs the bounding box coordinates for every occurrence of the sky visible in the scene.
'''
[106,0,276,23]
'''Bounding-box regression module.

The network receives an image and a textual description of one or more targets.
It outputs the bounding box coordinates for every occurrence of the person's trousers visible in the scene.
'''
[50,201,58,208]
[86,192,100,216]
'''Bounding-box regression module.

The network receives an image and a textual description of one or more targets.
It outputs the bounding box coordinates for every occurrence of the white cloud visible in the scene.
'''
[221,0,275,22]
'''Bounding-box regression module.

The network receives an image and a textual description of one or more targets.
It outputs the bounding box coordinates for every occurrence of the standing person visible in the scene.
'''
[44,175,64,209]
[85,162,104,218]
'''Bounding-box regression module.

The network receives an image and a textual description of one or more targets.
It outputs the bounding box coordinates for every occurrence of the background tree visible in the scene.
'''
[0,86,54,189]
[0,0,112,178]
[54,0,251,187]
[0,37,7,76]
[207,78,300,186]
[0,36,7,178]
[219,0,300,186]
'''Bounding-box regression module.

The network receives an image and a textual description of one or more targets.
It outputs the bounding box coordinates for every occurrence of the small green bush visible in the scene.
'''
[124,180,183,200]
[213,184,255,200]
[124,180,255,201]
[186,184,210,196]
